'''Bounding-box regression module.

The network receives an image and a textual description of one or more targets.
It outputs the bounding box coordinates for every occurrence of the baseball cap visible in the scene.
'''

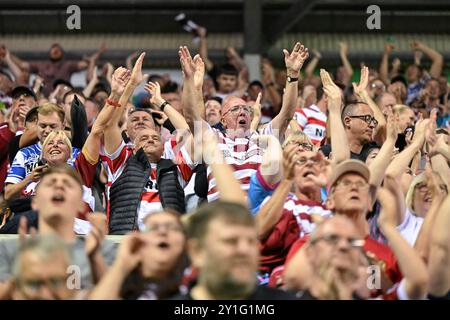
[11,86,37,100]
[328,159,370,188]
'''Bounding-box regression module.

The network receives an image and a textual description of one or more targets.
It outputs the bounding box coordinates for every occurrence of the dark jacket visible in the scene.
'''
[108,148,185,235]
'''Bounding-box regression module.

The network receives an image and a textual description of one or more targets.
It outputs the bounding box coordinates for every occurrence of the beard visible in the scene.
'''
[203,271,256,300]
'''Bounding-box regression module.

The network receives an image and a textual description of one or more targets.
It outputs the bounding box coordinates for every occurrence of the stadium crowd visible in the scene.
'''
[0,26,449,300]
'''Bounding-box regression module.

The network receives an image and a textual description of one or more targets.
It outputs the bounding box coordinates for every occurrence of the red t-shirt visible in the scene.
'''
[259,196,331,275]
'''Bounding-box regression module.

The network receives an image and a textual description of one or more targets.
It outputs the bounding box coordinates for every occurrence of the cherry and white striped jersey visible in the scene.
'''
[100,140,194,230]
[293,104,327,145]
[206,123,273,202]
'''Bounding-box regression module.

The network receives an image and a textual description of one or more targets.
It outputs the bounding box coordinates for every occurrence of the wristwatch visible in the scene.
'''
[287,76,298,83]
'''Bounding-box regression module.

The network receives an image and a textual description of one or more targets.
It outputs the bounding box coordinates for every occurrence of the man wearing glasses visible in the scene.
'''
[321,101,379,162]
[284,160,403,296]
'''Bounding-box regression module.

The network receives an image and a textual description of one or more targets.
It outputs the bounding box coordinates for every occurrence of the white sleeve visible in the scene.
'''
[396,279,427,300]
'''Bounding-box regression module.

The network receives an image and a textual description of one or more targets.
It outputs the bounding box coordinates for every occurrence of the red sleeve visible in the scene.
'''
[0,124,15,156]
[260,210,300,252]
[75,152,97,187]
[286,235,310,263]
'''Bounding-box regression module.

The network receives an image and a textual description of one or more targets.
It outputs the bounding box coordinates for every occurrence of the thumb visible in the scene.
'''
[283,49,290,59]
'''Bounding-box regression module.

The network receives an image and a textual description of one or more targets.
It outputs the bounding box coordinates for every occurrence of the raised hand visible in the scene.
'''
[179,46,205,89]
[352,66,369,97]
[339,42,349,55]
[283,42,309,76]
[144,81,164,107]
[385,109,398,142]
[320,68,342,108]
[111,67,131,97]
[377,185,398,229]
[85,213,107,257]
[114,233,146,274]
[251,92,262,118]
[311,49,322,59]
[282,144,300,181]
[410,40,424,50]
[384,42,394,55]
[129,52,147,86]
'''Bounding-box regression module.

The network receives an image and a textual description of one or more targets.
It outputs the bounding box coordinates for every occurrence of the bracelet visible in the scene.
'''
[160,101,170,112]
[106,98,121,108]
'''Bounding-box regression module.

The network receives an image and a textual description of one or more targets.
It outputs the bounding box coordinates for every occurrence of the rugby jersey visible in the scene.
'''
[293,104,327,145]
[206,123,273,202]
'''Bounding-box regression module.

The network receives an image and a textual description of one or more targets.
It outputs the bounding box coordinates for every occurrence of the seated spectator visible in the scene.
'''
[0,165,116,289]
[89,209,187,300]
[9,235,76,300]
[172,201,297,300]
[5,103,80,200]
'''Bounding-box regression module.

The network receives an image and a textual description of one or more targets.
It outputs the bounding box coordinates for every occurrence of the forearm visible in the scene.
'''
[340,52,354,79]
[305,57,319,77]
[4,55,24,83]
[368,137,395,188]
[420,45,443,78]
[198,38,214,72]
[379,53,390,85]
[82,77,98,98]
[88,251,108,285]
[360,91,386,130]
[4,177,31,201]
[385,142,420,178]
[428,194,450,296]
[329,103,350,163]
[256,179,292,239]
[414,196,444,262]
[271,80,298,134]
[430,154,450,189]
[381,225,429,299]
[10,53,30,71]
[265,85,282,113]
[209,156,247,207]
[103,91,126,154]
[259,137,283,186]
[19,126,38,148]
[89,263,127,300]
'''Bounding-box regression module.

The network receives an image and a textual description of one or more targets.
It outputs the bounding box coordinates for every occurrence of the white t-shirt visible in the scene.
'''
[397,208,424,246]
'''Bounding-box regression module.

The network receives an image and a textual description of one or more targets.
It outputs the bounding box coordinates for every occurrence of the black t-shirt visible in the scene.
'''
[8,134,21,165]
[320,141,378,163]
[169,285,298,300]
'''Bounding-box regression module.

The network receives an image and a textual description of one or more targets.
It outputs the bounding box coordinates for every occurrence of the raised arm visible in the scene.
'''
[1,47,25,85]
[368,110,396,189]
[353,66,387,139]
[428,192,450,296]
[339,42,354,85]
[379,43,394,85]
[202,130,246,206]
[86,43,106,82]
[103,52,147,154]
[304,49,321,77]
[385,117,429,179]
[197,26,214,72]
[83,66,99,98]
[411,41,444,78]
[377,186,429,300]
[261,60,282,113]
[250,92,262,132]
[89,234,144,300]
[255,144,297,239]
[271,42,309,135]
[179,46,206,130]
[320,68,350,164]
[83,67,130,162]
[414,167,446,262]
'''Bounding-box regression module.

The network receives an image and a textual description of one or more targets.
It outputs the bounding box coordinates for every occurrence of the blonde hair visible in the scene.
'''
[41,130,72,161]
[282,130,314,149]
[405,173,426,214]
[37,103,65,123]
[393,104,411,115]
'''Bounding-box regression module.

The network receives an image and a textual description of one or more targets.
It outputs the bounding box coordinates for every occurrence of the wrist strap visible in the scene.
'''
[160,101,170,112]
[106,98,121,108]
